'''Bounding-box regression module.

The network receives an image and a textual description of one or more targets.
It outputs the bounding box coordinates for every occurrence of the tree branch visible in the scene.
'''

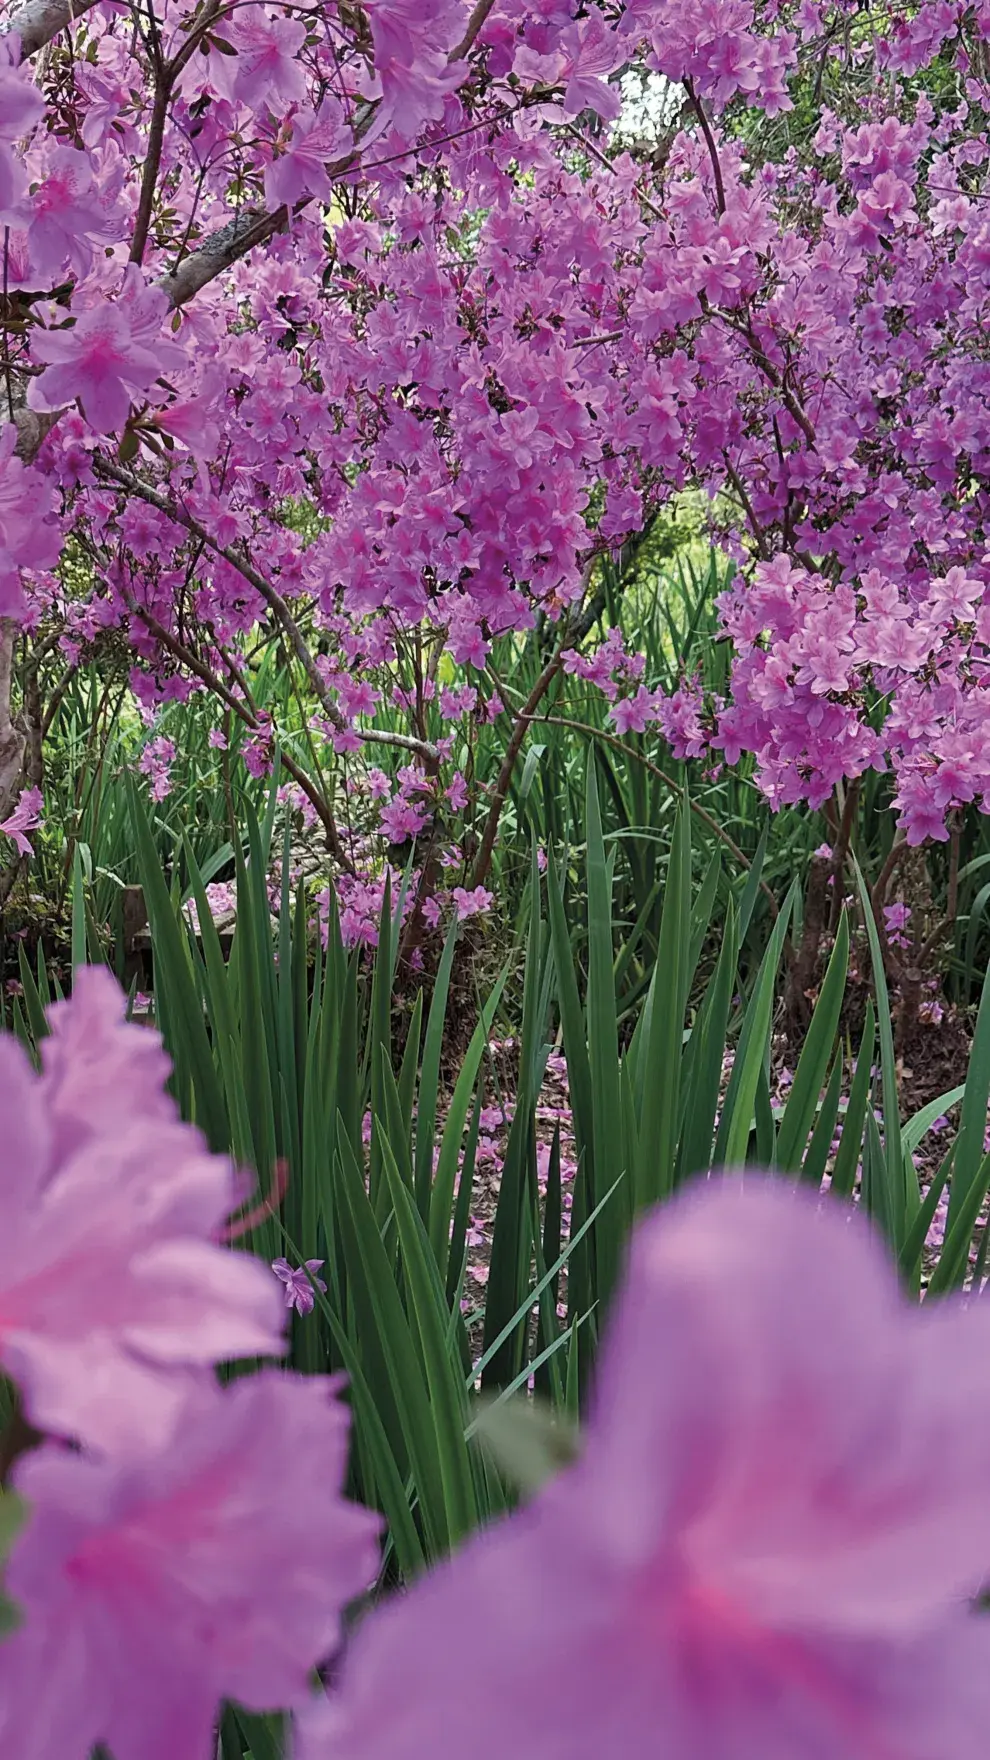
[0,619,25,821]
[869,833,908,981]
[683,78,726,217]
[469,652,563,890]
[130,599,354,870]
[96,457,347,714]
[94,458,441,762]
[722,455,770,559]
[828,776,859,932]
[1,0,100,58]
[159,204,290,308]
[129,57,171,266]
[448,0,498,62]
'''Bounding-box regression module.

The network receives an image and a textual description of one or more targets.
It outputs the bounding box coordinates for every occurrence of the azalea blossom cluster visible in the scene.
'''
[6,0,990,862]
[5,980,990,1758]
[707,555,990,842]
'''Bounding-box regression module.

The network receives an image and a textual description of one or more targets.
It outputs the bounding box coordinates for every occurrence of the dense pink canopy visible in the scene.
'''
[4,0,990,847]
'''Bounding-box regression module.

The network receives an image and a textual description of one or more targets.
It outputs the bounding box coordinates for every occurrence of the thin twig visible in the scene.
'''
[869,834,908,980]
[470,654,564,890]
[448,0,498,62]
[683,79,726,217]
[520,710,780,913]
[564,122,665,225]
[129,600,353,870]
[722,455,770,559]
[94,458,440,763]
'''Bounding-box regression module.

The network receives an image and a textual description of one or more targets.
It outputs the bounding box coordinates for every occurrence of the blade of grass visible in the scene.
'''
[853,858,910,1247]
[830,1000,875,1200]
[714,884,795,1168]
[636,793,691,1206]
[946,953,990,1240]
[775,911,849,1173]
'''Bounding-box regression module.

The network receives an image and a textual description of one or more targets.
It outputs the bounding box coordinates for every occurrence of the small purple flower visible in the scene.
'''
[272,1257,327,1316]
[451,884,493,922]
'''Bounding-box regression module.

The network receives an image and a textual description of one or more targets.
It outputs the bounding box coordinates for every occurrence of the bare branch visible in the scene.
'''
[12,406,59,461]
[470,651,563,890]
[130,597,354,869]
[722,454,770,559]
[362,727,440,759]
[0,619,25,821]
[94,458,442,764]
[683,79,726,217]
[129,65,171,267]
[159,204,289,308]
[1,0,100,59]
[447,0,497,62]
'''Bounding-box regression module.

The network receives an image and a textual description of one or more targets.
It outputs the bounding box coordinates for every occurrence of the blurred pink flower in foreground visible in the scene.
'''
[0,1373,380,1760]
[301,1176,990,1760]
[0,968,283,1451]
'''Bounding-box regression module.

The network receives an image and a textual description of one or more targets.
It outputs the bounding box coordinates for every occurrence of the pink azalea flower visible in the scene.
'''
[361,0,465,139]
[884,901,912,930]
[451,884,492,921]
[273,1257,328,1316]
[338,676,380,719]
[137,732,175,801]
[243,725,274,777]
[0,141,28,229]
[331,728,362,755]
[28,265,187,435]
[0,968,284,1451]
[25,145,116,281]
[154,395,220,461]
[558,14,623,120]
[215,11,309,113]
[0,1372,380,1760]
[609,686,660,736]
[0,784,43,857]
[379,795,428,843]
[301,1176,990,1760]
[264,104,352,210]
